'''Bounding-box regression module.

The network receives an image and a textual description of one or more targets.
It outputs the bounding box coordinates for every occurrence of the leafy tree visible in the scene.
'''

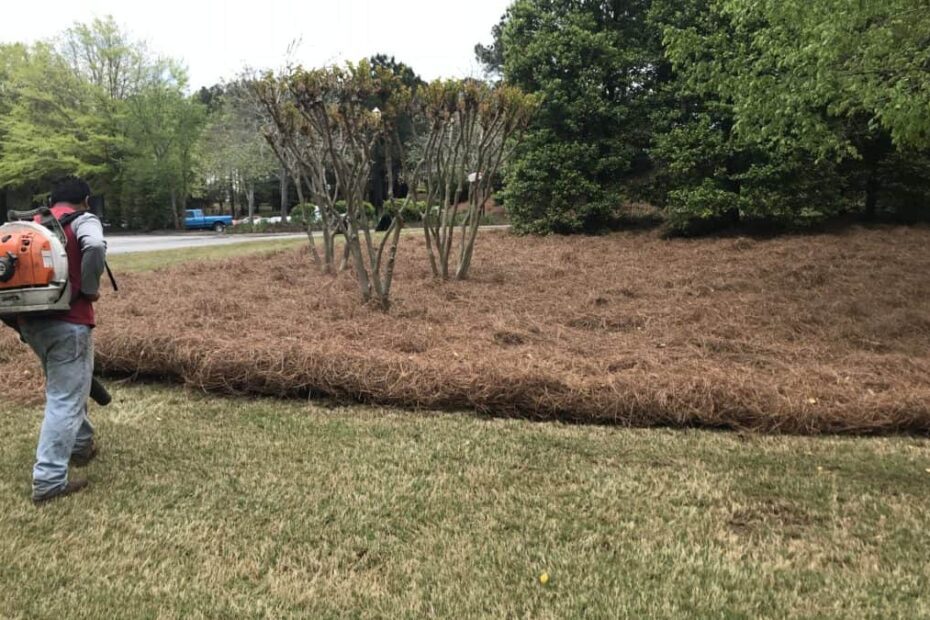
[195,84,227,114]
[474,15,506,77]
[366,55,424,212]
[201,80,277,225]
[481,0,930,233]
[645,0,846,231]
[0,17,205,228]
[0,43,115,194]
[123,66,206,228]
[657,0,930,228]
[722,0,930,219]
[0,44,24,123]
[59,16,167,214]
[714,0,930,153]
[0,44,27,219]
[60,16,155,101]
[485,0,663,234]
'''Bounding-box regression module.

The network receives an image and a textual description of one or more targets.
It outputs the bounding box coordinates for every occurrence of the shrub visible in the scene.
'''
[399,201,445,223]
[290,203,320,227]
[503,134,618,235]
[333,200,376,220]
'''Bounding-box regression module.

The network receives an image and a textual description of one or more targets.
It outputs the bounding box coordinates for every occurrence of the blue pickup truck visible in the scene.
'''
[184,209,233,232]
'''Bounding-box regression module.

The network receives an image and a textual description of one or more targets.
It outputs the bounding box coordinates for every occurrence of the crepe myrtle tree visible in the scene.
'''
[286,60,412,310]
[417,79,536,280]
[252,73,331,271]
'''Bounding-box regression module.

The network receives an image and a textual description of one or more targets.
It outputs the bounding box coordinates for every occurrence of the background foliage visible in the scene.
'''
[478,0,930,233]
[1,3,928,234]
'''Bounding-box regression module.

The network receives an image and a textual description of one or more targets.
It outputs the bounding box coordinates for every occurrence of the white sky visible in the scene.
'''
[0,0,509,90]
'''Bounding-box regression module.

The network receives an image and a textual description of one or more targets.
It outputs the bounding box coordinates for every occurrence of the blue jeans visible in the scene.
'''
[19,319,95,497]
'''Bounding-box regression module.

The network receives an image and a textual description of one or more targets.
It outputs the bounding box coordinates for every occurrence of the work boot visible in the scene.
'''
[32,479,89,506]
[70,441,99,468]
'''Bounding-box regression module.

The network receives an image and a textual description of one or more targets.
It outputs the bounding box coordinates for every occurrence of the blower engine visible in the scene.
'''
[0,208,71,318]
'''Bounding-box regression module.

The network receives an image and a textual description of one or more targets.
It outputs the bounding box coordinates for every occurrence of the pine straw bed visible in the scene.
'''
[3,226,929,434]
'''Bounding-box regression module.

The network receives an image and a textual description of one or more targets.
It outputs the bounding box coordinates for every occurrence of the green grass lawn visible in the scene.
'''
[1,386,928,618]
[106,224,442,272]
[107,237,309,272]
[5,234,929,618]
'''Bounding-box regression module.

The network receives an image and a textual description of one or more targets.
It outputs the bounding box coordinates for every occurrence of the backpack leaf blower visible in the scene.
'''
[0,208,71,316]
[0,207,112,406]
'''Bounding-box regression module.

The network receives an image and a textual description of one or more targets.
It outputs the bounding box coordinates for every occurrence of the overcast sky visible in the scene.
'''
[0,0,509,90]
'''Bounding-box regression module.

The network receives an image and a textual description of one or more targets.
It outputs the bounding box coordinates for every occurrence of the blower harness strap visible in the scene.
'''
[55,210,119,293]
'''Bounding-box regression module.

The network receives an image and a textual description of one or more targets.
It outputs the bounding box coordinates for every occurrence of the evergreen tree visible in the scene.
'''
[485,0,664,234]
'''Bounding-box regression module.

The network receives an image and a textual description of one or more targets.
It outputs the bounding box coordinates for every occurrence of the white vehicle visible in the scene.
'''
[233,215,267,227]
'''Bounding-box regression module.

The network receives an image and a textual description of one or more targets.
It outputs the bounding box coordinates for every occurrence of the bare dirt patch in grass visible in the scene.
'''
[2,226,929,433]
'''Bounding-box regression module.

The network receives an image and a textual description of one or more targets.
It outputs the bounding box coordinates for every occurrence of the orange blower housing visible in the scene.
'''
[0,221,71,317]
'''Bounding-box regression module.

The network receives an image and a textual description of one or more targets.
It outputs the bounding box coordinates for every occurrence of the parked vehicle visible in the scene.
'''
[184,209,233,232]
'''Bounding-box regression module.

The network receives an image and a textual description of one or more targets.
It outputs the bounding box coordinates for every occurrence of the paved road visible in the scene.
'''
[106,225,510,255]
[106,233,306,255]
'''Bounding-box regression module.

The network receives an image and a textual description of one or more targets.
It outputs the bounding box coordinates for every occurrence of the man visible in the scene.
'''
[19,176,107,505]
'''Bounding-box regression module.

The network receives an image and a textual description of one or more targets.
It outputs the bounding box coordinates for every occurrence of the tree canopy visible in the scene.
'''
[3,6,927,234]
[478,0,930,233]
[0,18,208,227]
[490,0,663,233]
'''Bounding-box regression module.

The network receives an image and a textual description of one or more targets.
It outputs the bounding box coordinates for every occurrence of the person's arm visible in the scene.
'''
[71,213,107,300]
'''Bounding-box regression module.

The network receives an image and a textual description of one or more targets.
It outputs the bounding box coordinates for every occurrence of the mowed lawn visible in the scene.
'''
[1,386,928,619]
[106,225,452,272]
[107,236,309,271]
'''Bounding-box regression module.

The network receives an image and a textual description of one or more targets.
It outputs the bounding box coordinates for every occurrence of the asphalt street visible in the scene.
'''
[106,233,306,254]
[106,225,510,255]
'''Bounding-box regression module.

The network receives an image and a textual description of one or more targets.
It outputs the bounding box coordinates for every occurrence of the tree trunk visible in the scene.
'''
[293,176,322,269]
[170,189,180,230]
[375,215,404,310]
[456,192,483,280]
[294,176,305,206]
[180,193,188,228]
[423,221,440,278]
[230,174,239,219]
[280,165,289,219]
[247,183,256,231]
[338,237,351,272]
[320,210,335,274]
[345,222,371,302]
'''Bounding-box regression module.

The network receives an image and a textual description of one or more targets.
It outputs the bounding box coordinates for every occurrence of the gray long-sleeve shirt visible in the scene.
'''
[70,213,107,296]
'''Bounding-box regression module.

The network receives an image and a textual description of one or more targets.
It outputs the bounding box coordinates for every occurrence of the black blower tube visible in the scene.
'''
[90,376,112,407]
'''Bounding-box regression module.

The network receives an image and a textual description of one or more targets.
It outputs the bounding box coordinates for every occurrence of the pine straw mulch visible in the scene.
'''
[2,226,929,434]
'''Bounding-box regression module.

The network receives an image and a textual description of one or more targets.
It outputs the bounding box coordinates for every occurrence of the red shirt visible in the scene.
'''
[49,205,95,327]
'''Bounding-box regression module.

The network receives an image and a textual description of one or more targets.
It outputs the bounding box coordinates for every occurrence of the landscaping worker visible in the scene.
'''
[19,176,107,505]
